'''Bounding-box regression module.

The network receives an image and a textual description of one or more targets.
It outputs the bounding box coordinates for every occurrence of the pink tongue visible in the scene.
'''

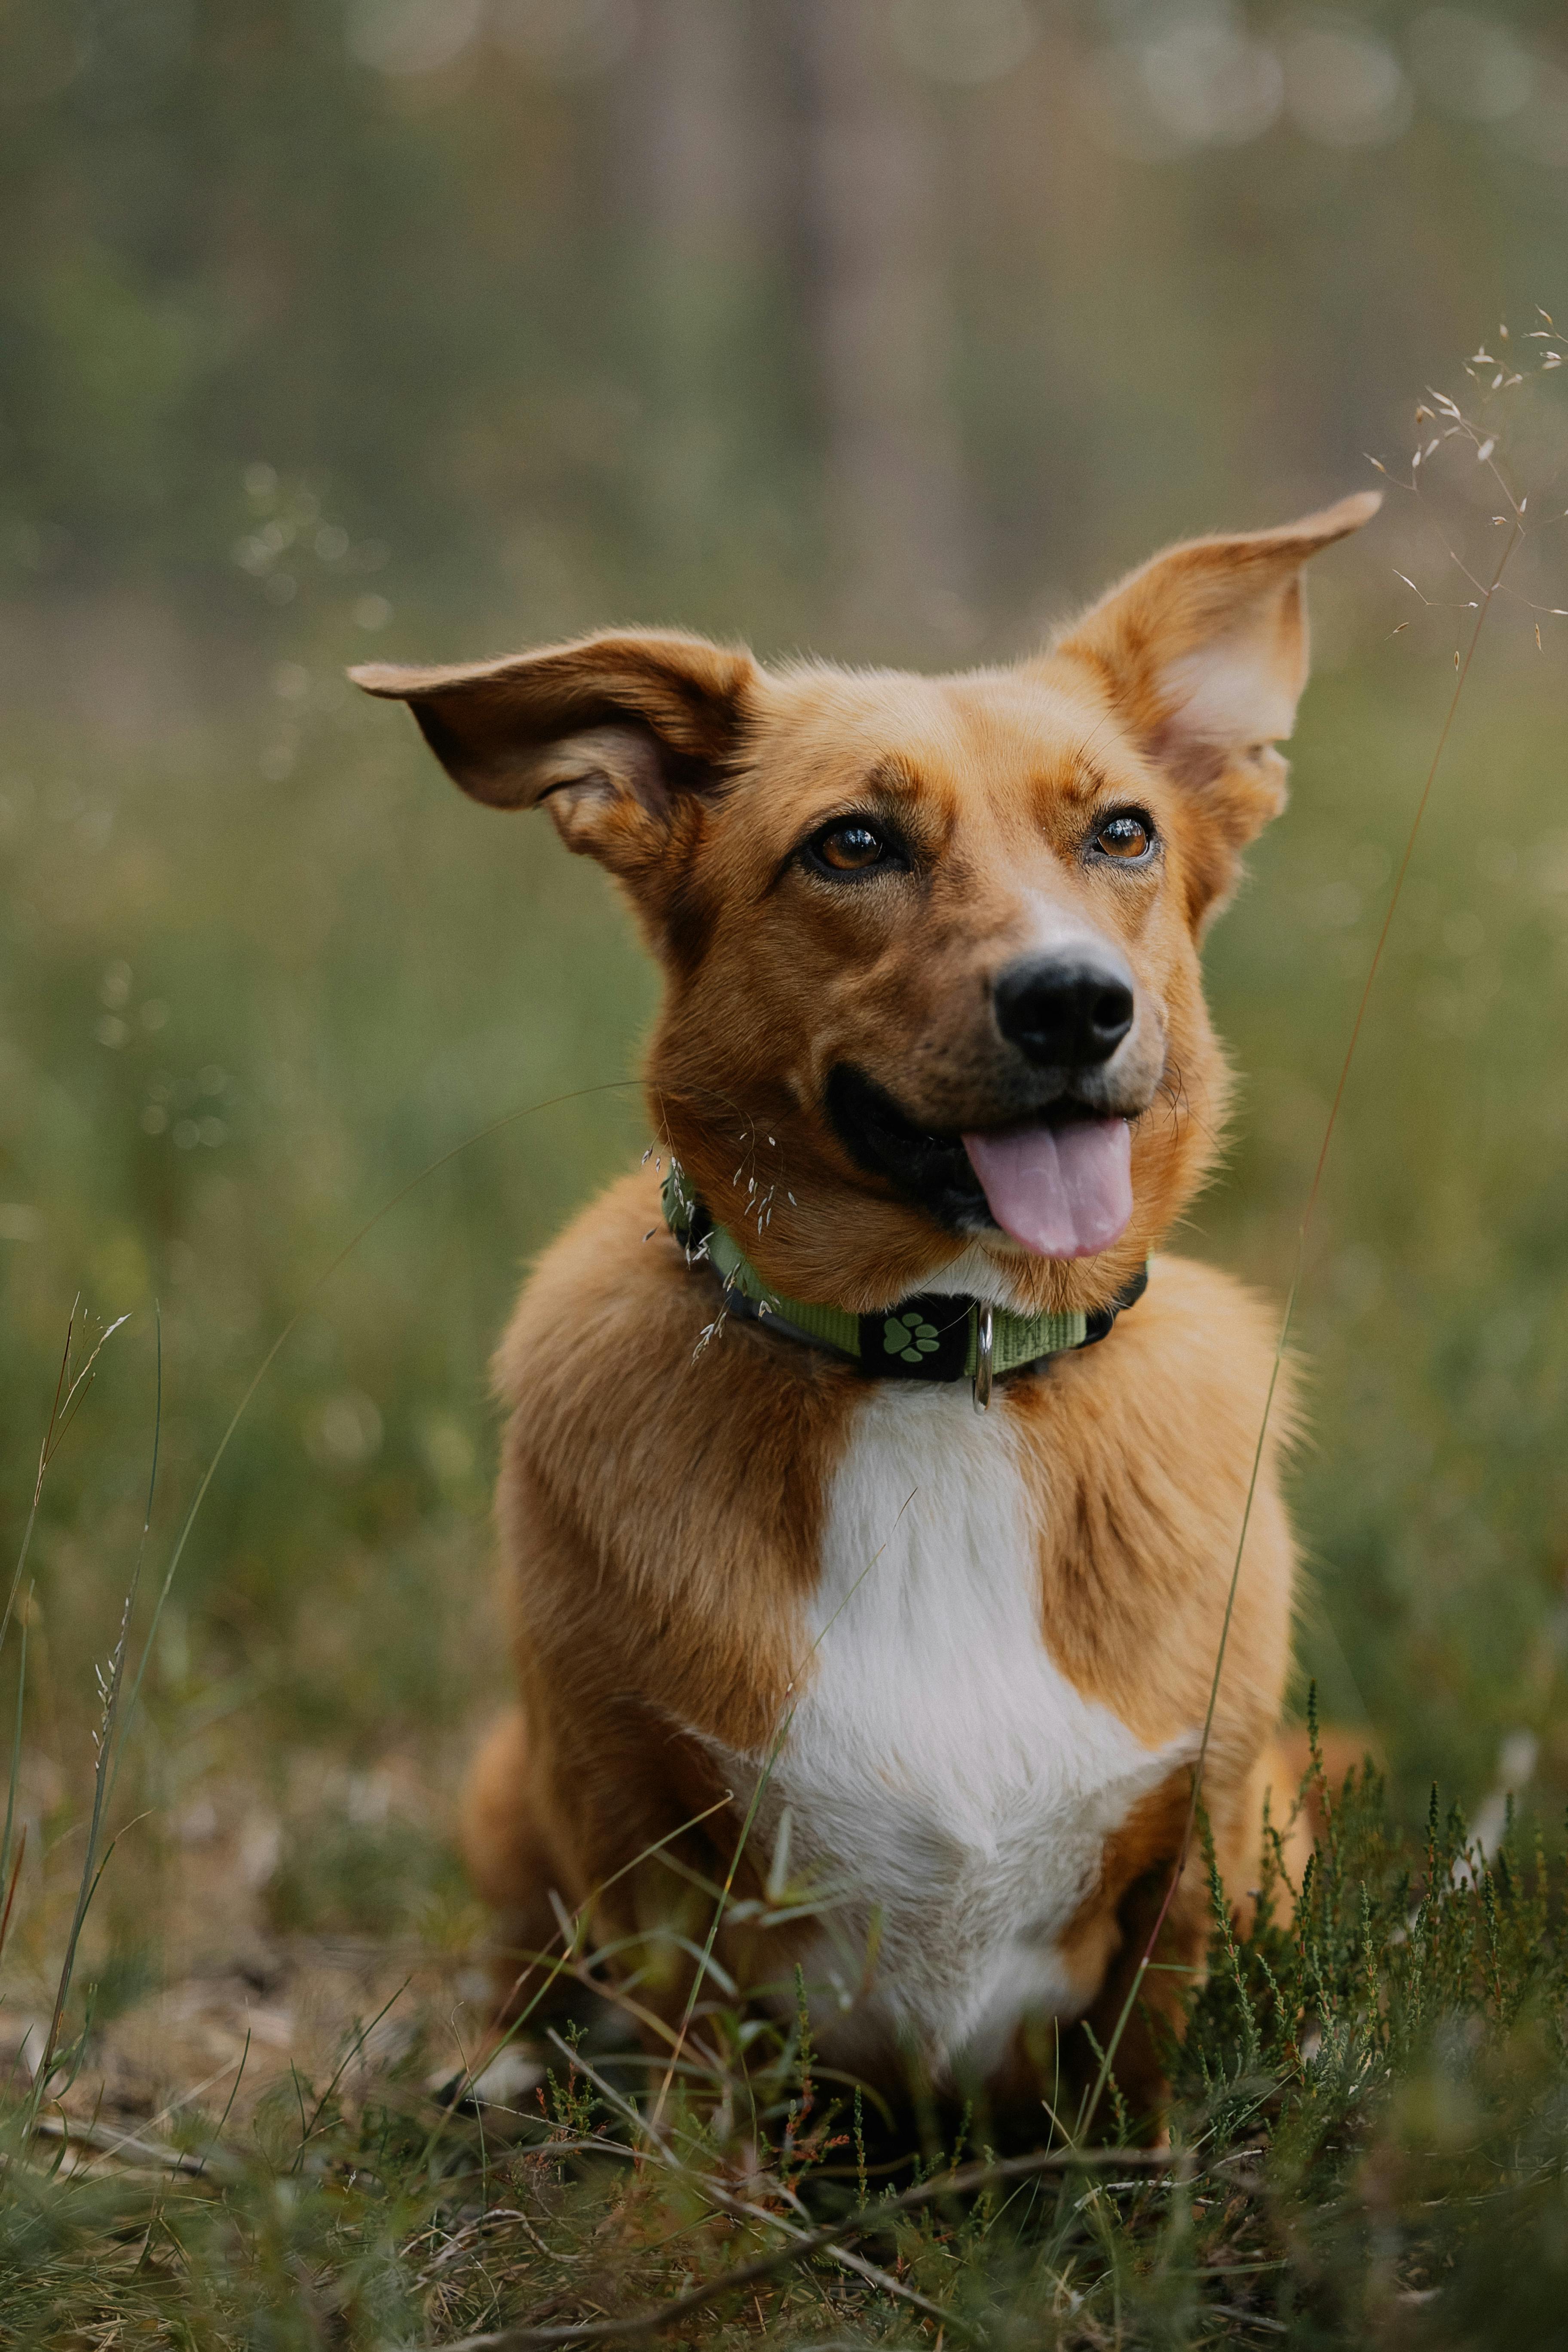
[961,1118,1132,1260]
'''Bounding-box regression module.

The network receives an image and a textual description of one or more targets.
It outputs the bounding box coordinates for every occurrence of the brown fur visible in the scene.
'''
[354,489,1378,2125]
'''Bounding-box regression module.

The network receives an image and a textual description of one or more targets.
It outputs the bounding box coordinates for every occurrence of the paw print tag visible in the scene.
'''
[883,1309,940,1365]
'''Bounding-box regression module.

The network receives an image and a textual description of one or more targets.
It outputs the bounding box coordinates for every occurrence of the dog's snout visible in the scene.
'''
[992,953,1136,1069]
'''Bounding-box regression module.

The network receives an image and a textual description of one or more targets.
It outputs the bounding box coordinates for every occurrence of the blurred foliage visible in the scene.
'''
[3,0,1568,643]
[1214,641,1568,1810]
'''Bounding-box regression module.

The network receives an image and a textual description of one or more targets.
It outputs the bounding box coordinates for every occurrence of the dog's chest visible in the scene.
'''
[756,1384,1192,2078]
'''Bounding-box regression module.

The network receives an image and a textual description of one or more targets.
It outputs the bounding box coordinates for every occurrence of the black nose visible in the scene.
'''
[992,953,1136,1069]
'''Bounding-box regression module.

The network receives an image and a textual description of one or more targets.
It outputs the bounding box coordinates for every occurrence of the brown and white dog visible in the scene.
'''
[355,489,1378,2126]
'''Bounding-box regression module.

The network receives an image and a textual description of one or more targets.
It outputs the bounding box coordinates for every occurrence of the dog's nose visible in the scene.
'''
[992,953,1136,1069]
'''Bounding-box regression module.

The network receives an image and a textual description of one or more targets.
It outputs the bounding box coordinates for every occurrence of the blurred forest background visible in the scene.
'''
[3,0,1568,2019]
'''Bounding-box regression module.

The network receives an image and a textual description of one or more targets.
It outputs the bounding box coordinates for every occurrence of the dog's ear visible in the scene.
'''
[350,628,757,885]
[1051,490,1380,919]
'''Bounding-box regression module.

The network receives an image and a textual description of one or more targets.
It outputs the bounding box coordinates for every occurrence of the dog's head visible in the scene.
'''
[355,492,1377,1314]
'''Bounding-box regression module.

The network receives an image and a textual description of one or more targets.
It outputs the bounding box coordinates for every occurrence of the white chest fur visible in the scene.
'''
[728,1383,1196,2085]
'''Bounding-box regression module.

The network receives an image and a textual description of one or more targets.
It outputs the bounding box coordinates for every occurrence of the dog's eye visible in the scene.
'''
[1094,813,1154,861]
[814,821,891,873]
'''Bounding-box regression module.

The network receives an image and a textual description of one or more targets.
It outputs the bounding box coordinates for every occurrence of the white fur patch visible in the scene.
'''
[714,1383,1197,2086]
[919,1244,1039,1308]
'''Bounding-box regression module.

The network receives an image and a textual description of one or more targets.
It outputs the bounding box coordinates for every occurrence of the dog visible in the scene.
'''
[354,488,1379,2129]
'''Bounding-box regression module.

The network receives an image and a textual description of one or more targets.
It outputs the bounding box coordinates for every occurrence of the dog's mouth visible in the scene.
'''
[824,1065,1134,1261]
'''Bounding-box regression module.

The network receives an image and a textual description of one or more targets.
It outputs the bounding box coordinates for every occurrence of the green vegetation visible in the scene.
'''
[6,1742,1568,2346]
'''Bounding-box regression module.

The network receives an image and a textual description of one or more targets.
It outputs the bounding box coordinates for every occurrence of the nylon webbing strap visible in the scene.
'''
[660,1161,1146,1389]
[704,1220,862,1356]
[981,1301,1086,1376]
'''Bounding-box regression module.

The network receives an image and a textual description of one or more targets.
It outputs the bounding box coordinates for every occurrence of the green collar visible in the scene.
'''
[660,1163,1148,1411]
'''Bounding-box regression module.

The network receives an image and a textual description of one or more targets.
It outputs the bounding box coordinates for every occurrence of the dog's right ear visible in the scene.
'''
[349,629,757,886]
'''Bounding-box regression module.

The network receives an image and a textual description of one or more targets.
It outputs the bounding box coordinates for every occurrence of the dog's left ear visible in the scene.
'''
[1051,490,1380,920]
[350,627,757,894]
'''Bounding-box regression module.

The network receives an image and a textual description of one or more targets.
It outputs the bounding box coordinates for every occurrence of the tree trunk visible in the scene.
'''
[790,0,974,659]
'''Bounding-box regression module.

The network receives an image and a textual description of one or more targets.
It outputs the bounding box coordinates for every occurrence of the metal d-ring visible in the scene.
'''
[972,1304,994,1413]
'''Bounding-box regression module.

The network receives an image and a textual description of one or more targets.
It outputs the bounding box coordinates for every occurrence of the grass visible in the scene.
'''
[4,1735,1568,2346]
[3,363,1568,2338]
